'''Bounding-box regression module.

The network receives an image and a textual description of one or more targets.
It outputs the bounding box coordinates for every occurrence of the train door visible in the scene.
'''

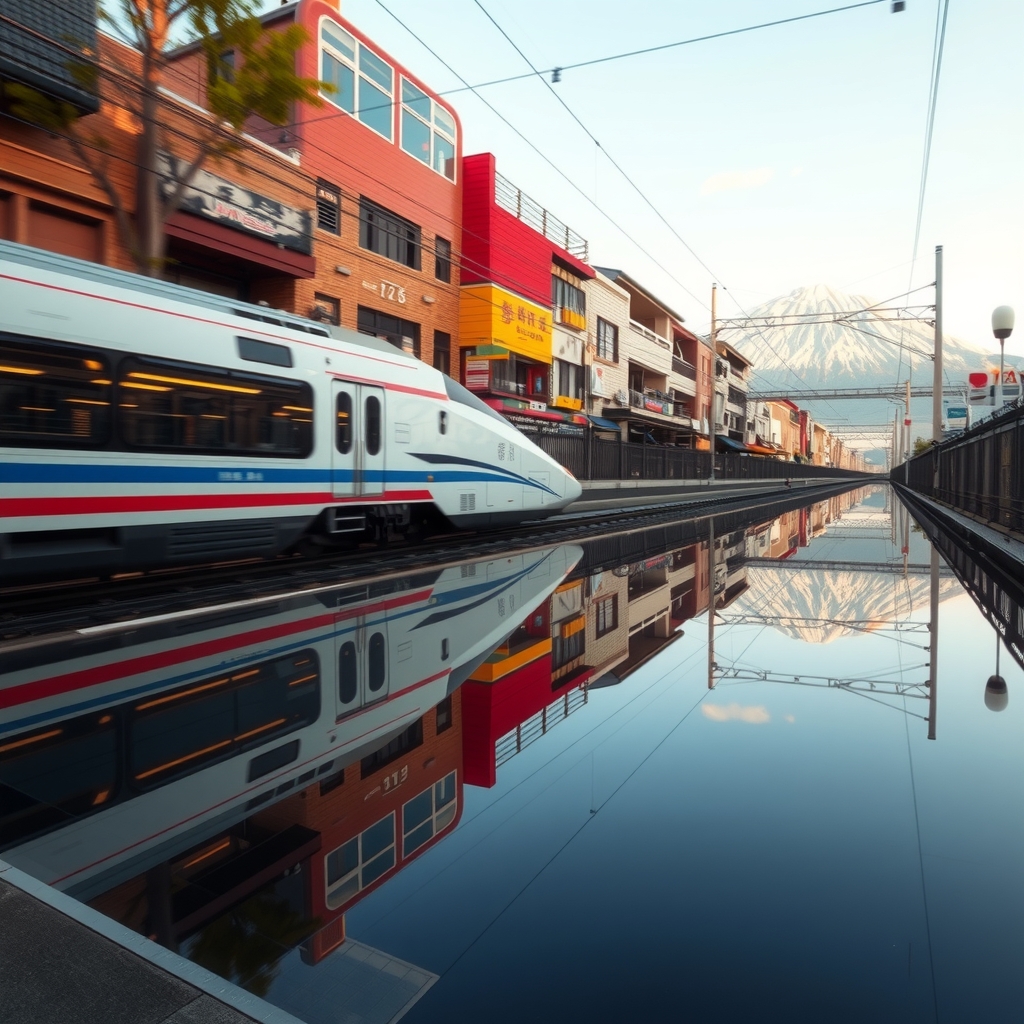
[332,381,386,499]
[336,616,390,719]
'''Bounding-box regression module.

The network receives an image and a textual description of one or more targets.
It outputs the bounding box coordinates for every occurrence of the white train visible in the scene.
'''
[0,241,581,580]
[0,543,581,897]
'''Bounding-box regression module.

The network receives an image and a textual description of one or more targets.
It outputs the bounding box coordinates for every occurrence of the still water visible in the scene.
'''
[2,486,1022,1023]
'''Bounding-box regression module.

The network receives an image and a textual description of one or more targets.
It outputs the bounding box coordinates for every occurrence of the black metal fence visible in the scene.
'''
[891,401,1024,535]
[520,429,870,484]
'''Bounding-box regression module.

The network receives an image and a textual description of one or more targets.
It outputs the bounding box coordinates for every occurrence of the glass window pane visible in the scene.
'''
[434,105,455,136]
[339,641,357,705]
[322,22,355,61]
[435,771,456,809]
[1,338,111,448]
[327,874,360,908]
[336,392,352,453]
[401,108,430,163]
[362,814,394,860]
[361,846,395,887]
[401,77,431,119]
[359,46,392,90]
[435,802,457,831]
[403,820,433,856]
[322,51,354,113]
[433,132,455,181]
[358,78,392,138]
[326,837,358,885]
[365,395,381,456]
[403,789,433,832]
[368,630,386,692]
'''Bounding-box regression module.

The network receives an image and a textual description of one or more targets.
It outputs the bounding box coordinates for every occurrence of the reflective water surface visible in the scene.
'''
[3,485,1023,1023]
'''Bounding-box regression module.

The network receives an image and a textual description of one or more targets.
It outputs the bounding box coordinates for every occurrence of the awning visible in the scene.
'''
[745,442,778,456]
[715,434,749,453]
[589,416,621,431]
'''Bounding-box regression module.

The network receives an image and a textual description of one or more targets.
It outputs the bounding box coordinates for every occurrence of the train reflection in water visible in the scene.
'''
[1,485,891,1013]
[0,544,582,897]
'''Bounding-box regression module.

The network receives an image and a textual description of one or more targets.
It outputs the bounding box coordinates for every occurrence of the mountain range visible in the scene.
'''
[719,284,1020,448]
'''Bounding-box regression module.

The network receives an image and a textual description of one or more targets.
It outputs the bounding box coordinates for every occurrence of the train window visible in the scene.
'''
[368,631,386,693]
[442,374,508,424]
[118,357,313,458]
[438,410,447,435]
[336,392,352,454]
[129,650,320,791]
[237,337,293,368]
[339,640,357,706]
[0,712,117,848]
[365,395,381,455]
[0,336,111,448]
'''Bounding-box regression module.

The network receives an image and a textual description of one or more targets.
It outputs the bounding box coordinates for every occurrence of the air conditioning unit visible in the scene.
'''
[615,389,628,405]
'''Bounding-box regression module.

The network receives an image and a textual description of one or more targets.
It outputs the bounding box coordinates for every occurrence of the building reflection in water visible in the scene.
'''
[7,484,1021,1020]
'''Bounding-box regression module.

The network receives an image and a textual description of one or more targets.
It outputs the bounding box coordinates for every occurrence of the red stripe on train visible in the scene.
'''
[0,489,433,517]
[0,588,434,711]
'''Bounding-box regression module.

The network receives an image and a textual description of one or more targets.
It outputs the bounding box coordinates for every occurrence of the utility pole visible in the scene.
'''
[933,245,943,443]
[707,517,716,690]
[905,377,912,459]
[709,283,717,484]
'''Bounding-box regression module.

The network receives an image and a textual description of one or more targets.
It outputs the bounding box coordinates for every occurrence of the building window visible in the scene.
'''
[358,306,421,358]
[555,359,583,401]
[402,772,457,857]
[359,197,420,269]
[433,331,451,375]
[596,317,618,362]
[361,719,423,779]
[551,629,585,670]
[313,293,340,325]
[595,595,618,637]
[400,77,457,181]
[316,179,340,234]
[434,236,451,282]
[320,18,394,140]
[552,274,586,329]
[325,813,396,908]
[435,695,452,734]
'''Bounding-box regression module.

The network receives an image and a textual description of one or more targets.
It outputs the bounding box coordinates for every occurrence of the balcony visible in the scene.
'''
[629,320,671,351]
[630,388,674,417]
[495,171,589,261]
[672,356,697,381]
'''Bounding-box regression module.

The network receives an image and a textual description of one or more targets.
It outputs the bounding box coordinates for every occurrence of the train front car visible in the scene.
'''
[420,374,583,528]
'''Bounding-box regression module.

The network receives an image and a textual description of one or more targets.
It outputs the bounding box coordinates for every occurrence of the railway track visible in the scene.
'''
[0,480,866,643]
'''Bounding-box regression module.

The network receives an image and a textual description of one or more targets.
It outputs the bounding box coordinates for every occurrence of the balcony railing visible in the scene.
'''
[672,356,697,380]
[629,320,671,351]
[494,171,589,261]
[630,388,674,417]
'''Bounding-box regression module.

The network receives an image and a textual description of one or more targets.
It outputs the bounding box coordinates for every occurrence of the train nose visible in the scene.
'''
[565,471,583,505]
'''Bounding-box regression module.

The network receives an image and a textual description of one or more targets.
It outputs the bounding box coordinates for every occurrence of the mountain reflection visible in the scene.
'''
[5,483,1019,1023]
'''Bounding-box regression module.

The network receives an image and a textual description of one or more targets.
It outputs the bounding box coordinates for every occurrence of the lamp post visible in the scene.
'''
[991,305,1015,410]
[985,631,1008,712]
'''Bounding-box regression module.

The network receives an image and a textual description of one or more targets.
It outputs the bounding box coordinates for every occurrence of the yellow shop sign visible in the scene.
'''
[460,284,553,364]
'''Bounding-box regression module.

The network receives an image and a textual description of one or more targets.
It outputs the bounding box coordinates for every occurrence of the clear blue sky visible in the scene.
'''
[274,0,1024,350]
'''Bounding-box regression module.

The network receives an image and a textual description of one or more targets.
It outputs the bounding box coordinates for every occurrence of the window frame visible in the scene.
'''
[434,236,452,283]
[358,197,421,271]
[595,595,618,637]
[596,317,619,362]
[319,16,394,142]
[401,770,457,857]
[325,811,397,909]
[399,76,457,182]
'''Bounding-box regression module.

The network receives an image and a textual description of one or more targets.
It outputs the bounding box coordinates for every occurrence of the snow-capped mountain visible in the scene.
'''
[734,565,962,645]
[719,284,1012,444]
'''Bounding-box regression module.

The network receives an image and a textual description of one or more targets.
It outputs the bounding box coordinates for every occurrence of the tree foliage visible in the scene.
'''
[6,0,325,275]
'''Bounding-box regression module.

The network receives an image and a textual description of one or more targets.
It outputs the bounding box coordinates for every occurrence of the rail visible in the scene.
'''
[494,686,589,770]
[672,356,697,381]
[890,398,1024,535]
[494,171,589,261]
[628,320,671,351]
[630,388,674,417]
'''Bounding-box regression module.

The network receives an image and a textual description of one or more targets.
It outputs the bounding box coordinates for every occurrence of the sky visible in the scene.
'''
[268,0,1024,350]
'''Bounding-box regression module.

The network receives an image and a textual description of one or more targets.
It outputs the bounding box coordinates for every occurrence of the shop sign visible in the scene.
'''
[158,152,312,254]
[465,358,490,390]
[590,363,607,398]
[944,402,968,430]
[644,396,670,415]
[968,368,1020,405]
[460,284,552,364]
[503,412,585,436]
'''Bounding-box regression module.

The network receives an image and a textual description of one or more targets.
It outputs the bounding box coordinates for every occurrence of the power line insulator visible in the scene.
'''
[551,67,562,83]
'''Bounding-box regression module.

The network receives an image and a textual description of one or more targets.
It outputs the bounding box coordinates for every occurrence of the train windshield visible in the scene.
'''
[442,375,509,425]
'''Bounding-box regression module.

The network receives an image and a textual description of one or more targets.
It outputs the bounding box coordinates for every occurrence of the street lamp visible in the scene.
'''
[984,631,1008,712]
[991,305,1015,410]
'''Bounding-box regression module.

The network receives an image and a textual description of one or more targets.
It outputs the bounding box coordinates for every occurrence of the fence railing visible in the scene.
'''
[672,357,697,381]
[628,319,671,351]
[494,171,589,261]
[891,400,1024,535]
[520,429,869,483]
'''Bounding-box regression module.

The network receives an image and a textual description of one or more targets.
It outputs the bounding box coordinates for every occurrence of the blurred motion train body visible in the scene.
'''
[0,242,581,580]
[0,544,581,896]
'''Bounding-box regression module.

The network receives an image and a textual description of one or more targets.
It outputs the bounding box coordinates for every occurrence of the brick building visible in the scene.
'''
[166,0,463,369]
